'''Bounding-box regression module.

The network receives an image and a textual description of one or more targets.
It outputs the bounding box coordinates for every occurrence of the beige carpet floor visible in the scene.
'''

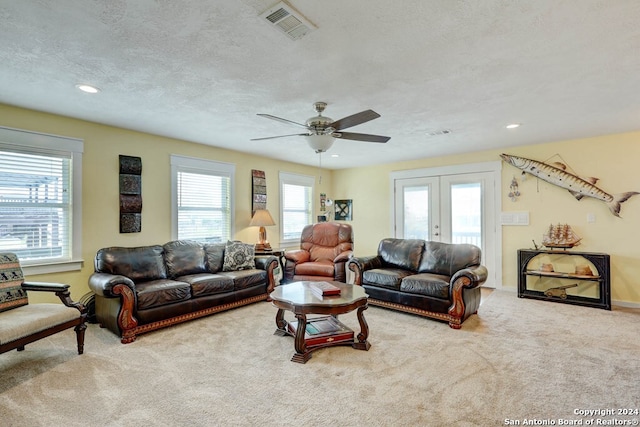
[1,290,639,427]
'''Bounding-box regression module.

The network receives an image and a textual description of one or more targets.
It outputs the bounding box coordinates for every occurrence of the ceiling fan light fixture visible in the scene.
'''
[306,134,334,153]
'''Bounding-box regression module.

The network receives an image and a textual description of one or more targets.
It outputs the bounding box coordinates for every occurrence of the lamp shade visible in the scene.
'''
[250,209,275,227]
[306,134,335,153]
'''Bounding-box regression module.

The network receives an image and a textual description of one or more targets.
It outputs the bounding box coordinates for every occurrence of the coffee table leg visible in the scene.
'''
[273,308,287,336]
[353,304,371,351]
[291,313,311,363]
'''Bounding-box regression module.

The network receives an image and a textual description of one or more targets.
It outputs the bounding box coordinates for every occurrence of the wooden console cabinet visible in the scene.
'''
[518,249,611,310]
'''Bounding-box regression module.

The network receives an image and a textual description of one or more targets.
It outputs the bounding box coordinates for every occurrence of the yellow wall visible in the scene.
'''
[333,132,640,305]
[2,103,640,306]
[0,104,332,302]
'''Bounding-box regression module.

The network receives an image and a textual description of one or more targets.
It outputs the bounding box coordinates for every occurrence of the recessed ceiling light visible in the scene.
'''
[75,84,100,94]
[331,154,339,158]
[505,123,521,129]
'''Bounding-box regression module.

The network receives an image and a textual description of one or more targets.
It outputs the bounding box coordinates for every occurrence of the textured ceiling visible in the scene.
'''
[1,1,639,169]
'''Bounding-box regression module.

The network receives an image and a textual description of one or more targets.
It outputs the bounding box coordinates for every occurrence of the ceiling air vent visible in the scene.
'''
[260,2,315,41]
[427,129,452,137]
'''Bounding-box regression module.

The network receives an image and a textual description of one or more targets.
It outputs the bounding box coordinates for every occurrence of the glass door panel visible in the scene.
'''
[450,182,482,247]
[394,177,439,240]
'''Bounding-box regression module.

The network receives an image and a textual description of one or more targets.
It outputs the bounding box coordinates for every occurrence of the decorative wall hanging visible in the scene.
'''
[119,155,142,233]
[508,176,520,202]
[500,153,639,217]
[251,169,267,214]
[334,199,352,221]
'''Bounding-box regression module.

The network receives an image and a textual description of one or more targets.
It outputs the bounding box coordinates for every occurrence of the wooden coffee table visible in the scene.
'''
[270,281,370,363]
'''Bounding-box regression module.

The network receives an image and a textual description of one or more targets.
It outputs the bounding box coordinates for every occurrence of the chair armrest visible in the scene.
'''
[283,249,310,264]
[88,272,135,298]
[22,281,69,293]
[450,265,488,289]
[22,281,86,313]
[333,250,353,263]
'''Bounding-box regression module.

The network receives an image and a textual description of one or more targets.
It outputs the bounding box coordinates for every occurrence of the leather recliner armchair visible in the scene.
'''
[282,222,353,284]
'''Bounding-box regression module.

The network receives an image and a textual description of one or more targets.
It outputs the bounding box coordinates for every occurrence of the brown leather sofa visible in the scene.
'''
[88,240,278,343]
[348,238,487,329]
[282,222,353,284]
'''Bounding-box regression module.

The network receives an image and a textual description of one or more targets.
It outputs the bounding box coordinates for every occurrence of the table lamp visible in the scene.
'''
[249,209,276,251]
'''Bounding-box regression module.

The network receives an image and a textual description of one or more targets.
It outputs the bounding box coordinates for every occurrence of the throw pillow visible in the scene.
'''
[222,241,255,271]
[0,252,28,313]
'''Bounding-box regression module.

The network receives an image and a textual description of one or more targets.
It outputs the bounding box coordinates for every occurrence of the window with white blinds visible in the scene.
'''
[279,172,314,243]
[171,155,235,243]
[0,126,83,272]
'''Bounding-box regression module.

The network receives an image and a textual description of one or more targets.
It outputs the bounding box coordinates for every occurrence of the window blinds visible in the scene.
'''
[176,168,231,243]
[0,149,72,261]
[280,172,314,242]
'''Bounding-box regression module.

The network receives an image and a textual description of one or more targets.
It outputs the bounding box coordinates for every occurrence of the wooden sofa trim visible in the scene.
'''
[354,274,478,329]
[114,285,269,344]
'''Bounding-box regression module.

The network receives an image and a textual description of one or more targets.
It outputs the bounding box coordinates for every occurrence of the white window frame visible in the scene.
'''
[0,126,83,275]
[170,155,235,242]
[279,171,315,246]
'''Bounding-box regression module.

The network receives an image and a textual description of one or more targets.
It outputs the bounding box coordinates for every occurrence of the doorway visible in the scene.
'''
[391,161,502,288]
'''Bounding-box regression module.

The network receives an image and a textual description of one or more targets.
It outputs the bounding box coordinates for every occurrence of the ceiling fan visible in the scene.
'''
[251,102,390,153]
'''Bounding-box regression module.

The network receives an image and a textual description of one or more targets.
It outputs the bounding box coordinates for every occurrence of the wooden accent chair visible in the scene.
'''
[0,252,87,355]
[282,222,354,284]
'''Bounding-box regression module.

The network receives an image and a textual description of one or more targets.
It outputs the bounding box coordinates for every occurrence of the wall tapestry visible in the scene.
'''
[119,155,142,233]
[334,199,352,221]
[500,153,639,217]
[251,169,267,214]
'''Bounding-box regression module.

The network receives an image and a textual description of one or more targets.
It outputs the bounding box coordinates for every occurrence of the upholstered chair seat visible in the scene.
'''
[0,252,87,355]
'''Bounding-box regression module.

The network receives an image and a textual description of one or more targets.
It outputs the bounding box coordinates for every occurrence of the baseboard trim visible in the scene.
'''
[494,287,640,309]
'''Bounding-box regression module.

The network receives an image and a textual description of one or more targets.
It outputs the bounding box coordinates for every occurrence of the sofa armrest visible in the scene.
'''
[450,265,488,289]
[22,281,86,313]
[255,255,279,293]
[254,255,277,271]
[447,265,488,327]
[348,255,383,285]
[88,272,135,298]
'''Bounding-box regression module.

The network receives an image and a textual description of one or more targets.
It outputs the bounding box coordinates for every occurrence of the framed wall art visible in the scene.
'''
[334,199,352,221]
[251,169,267,214]
[119,155,142,233]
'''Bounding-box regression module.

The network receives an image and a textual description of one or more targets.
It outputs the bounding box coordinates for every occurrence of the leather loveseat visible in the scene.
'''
[348,238,487,329]
[88,240,278,343]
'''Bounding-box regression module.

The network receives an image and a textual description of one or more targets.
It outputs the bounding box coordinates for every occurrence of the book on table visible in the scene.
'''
[308,281,341,298]
[287,316,354,347]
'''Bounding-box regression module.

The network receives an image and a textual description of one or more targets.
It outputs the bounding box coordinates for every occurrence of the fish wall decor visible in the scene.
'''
[500,153,639,217]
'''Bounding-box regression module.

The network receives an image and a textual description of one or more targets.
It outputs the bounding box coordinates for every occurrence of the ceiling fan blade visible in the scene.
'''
[334,132,390,143]
[257,113,310,130]
[250,133,310,141]
[330,109,381,131]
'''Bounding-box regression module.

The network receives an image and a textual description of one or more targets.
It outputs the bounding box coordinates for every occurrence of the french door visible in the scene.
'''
[391,162,501,288]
